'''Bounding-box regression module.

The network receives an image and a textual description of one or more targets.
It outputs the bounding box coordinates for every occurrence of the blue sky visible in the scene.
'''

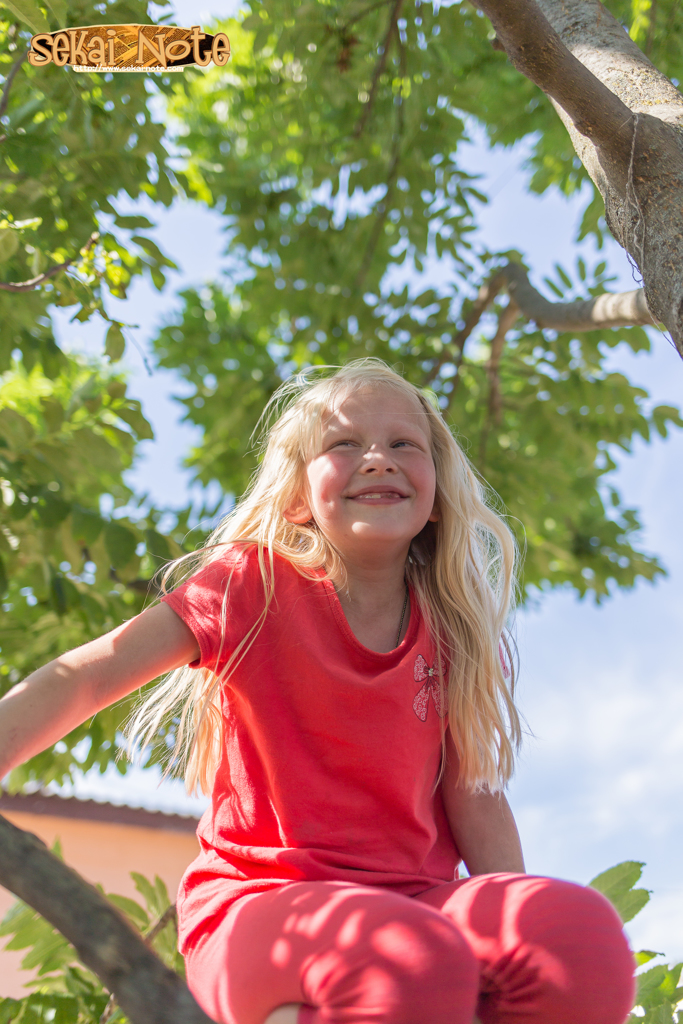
[51,0,683,963]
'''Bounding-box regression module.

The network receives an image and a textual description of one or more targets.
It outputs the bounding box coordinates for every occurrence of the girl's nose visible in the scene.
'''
[360,445,397,472]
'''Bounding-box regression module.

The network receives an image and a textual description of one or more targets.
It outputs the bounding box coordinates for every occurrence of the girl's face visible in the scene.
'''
[286,386,438,564]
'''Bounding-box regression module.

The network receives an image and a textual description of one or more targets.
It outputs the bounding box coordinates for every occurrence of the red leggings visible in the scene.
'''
[185,874,635,1024]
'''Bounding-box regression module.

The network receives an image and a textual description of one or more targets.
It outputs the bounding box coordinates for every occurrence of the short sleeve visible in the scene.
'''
[161,545,263,672]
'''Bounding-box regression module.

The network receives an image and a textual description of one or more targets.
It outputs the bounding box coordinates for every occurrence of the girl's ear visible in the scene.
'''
[283,498,313,524]
[428,500,440,523]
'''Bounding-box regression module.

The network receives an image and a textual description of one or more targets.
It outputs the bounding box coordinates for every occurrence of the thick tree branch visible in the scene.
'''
[0,232,98,292]
[474,0,639,185]
[502,262,653,330]
[473,0,683,356]
[0,812,214,1024]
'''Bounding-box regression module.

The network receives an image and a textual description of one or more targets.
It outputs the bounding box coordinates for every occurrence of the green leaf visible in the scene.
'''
[71,506,103,546]
[35,494,70,528]
[115,403,154,441]
[635,950,664,967]
[555,263,573,289]
[104,521,137,568]
[614,887,651,924]
[113,215,156,230]
[589,861,650,923]
[0,408,35,448]
[107,894,149,930]
[589,860,645,898]
[0,229,20,264]
[0,0,48,33]
[130,871,161,912]
[105,323,126,363]
[145,528,171,562]
[0,999,21,1024]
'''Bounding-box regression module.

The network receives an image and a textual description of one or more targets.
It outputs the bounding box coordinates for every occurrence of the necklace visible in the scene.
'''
[396,584,409,647]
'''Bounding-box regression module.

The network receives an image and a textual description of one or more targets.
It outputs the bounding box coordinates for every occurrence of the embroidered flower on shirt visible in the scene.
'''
[412,654,445,721]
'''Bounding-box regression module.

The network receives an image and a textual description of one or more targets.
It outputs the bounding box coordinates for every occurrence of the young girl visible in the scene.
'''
[0,360,634,1024]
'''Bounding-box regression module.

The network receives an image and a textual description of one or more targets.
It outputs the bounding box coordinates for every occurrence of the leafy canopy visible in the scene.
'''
[0,0,682,787]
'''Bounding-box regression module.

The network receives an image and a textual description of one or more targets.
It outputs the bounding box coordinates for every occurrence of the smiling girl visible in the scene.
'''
[0,360,634,1024]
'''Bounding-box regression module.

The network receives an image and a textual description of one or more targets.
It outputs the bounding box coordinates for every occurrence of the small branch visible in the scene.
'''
[145,903,177,945]
[487,299,519,424]
[353,107,403,291]
[0,232,98,293]
[0,813,213,1024]
[427,272,507,387]
[478,300,519,470]
[353,0,403,138]
[0,50,28,121]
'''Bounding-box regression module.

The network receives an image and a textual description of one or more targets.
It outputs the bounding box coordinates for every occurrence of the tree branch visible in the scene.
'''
[0,50,28,122]
[502,262,654,330]
[428,262,654,391]
[473,0,683,354]
[0,232,98,292]
[353,0,403,138]
[0,812,214,1024]
[473,0,640,186]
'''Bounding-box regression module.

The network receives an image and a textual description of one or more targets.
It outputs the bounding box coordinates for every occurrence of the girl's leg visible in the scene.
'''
[185,880,480,1024]
[416,873,635,1024]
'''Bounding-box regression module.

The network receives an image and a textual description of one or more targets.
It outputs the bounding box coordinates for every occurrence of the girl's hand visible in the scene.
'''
[441,733,525,876]
[0,603,199,780]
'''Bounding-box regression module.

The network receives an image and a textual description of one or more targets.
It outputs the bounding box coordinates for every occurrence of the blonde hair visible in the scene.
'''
[127,358,521,794]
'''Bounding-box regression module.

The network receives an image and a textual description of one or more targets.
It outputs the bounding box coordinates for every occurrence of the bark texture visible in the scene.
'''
[476,0,683,355]
[0,812,214,1024]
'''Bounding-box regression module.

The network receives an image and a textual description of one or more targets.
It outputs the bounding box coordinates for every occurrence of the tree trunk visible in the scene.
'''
[475,0,683,357]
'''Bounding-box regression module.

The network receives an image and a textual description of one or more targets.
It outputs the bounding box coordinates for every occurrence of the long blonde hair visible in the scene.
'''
[127,359,521,794]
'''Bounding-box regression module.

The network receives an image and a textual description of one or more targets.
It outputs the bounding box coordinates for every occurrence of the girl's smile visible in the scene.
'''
[285,386,438,563]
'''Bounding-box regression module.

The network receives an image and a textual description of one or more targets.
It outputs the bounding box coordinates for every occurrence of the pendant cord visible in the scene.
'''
[396,584,409,648]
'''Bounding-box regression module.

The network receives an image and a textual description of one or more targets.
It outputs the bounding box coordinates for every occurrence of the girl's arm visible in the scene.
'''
[0,603,199,779]
[441,733,526,876]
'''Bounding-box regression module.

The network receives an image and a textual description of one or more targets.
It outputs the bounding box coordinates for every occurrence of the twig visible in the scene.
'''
[353,0,404,138]
[0,50,28,121]
[145,903,177,945]
[353,126,402,291]
[426,271,507,387]
[478,299,519,471]
[0,812,213,1024]
[0,231,98,292]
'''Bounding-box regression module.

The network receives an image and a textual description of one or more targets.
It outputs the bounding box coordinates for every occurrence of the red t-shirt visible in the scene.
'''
[162,545,460,952]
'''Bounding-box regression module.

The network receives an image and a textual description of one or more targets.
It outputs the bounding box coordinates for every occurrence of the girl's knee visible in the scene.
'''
[510,878,635,1024]
[302,895,480,1024]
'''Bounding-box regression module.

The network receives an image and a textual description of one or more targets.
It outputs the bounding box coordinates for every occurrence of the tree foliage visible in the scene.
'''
[0,0,682,788]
